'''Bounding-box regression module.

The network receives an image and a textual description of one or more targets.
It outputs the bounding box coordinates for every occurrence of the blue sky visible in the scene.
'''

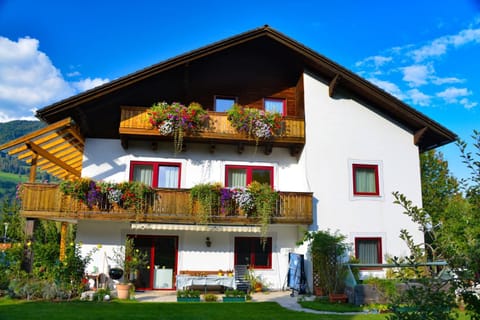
[0,0,478,181]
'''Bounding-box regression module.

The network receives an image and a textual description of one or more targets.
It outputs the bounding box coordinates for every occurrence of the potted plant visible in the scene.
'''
[223,289,246,302]
[177,289,201,302]
[110,237,148,299]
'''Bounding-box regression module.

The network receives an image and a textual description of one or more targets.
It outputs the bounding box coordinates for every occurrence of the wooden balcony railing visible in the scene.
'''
[19,183,313,225]
[119,106,305,155]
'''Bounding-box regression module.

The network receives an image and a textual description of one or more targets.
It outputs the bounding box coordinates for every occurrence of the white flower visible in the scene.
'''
[159,120,174,135]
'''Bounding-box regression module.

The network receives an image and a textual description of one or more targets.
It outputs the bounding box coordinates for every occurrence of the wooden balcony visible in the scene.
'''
[19,183,313,225]
[119,106,305,155]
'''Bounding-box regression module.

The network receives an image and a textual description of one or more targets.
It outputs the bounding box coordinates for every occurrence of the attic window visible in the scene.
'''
[215,96,236,112]
[264,98,285,115]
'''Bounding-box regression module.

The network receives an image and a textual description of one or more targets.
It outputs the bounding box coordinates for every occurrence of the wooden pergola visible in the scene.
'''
[0,117,84,260]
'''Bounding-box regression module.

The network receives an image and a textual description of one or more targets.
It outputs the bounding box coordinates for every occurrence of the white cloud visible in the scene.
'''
[355,55,392,68]
[459,98,477,109]
[431,76,463,85]
[407,89,431,106]
[411,26,480,62]
[401,65,433,87]
[411,38,448,62]
[354,21,479,110]
[72,77,109,92]
[436,87,471,103]
[0,36,109,122]
[367,77,406,100]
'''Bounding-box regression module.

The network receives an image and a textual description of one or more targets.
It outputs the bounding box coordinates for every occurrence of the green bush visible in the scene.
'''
[203,293,218,302]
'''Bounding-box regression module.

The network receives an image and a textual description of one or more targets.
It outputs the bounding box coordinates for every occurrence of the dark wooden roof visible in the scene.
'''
[35,26,456,151]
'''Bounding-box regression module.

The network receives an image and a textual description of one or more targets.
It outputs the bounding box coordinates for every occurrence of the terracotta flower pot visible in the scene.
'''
[116,283,131,300]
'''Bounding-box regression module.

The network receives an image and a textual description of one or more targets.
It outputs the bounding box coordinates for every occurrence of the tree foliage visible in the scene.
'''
[394,130,480,319]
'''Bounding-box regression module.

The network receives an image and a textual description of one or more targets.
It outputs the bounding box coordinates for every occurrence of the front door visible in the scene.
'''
[131,236,178,290]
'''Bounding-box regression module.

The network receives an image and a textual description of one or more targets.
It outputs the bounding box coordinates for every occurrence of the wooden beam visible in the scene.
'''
[414,127,428,146]
[329,74,341,97]
[0,117,74,151]
[26,141,81,177]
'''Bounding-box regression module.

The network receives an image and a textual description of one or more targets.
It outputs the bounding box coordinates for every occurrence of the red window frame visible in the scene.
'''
[264,97,286,115]
[352,164,379,196]
[129,161,181,188]
[355,237,382,269]
[234,237,272,269]
[225,165,274,187]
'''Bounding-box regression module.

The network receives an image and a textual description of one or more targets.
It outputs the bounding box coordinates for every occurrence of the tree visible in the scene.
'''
[394,130,480,319]
[420,150,459,224]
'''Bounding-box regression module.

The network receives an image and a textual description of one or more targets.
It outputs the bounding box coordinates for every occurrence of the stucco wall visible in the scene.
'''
[301,72,424,268]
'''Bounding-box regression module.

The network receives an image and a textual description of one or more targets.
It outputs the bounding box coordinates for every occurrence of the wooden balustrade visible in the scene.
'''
[119,106,305,153]
[19,183,313,225]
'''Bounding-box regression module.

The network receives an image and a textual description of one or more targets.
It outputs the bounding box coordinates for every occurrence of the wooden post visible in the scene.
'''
[29,152,37,183]
[59,222,68,261]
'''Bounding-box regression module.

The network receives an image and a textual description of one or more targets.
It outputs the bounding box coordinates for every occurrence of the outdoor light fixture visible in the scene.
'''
[205,237,212,247]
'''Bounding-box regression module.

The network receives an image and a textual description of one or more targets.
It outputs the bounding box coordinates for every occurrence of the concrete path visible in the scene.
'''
[133,290,368,315]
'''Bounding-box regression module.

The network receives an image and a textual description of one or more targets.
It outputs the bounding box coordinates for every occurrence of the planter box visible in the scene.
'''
[223,297,246,302]
[329,293,348,303]
[177,297,201,302]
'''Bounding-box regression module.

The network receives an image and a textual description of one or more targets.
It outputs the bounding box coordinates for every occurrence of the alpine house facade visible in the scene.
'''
[0,26,456,291]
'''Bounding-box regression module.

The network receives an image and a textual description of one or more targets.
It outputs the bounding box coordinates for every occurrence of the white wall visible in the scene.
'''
[302,72,424,266]
[82,139,308,192]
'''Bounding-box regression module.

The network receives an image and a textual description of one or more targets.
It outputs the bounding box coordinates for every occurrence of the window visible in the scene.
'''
[235,237,272,268]
[264,98,285,115]
[225,165,273,188]
[355,237,382,265]
[214,96,236,112]
[352,164,379,196]
[130,161,181,188]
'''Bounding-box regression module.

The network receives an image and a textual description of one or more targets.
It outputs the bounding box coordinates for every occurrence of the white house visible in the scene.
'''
[0,26,456,292]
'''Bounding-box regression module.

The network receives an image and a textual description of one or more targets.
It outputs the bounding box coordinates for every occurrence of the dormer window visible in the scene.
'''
[264,98,285,115]
[214,96,237,112]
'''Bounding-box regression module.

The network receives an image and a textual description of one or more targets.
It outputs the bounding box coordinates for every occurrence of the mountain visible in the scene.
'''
[0,120,47,201]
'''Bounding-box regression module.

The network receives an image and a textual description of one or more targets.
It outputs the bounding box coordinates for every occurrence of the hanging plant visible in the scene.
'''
[226,104,283,143]
[190,182,222,224]
[246,181,279,243]
[148,101,210,153]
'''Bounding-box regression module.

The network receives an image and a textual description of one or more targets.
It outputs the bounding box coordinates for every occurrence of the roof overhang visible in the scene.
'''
[0,117,84,180]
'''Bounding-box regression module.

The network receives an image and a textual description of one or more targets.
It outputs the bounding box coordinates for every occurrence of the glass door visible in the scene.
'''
[131,236,178,290]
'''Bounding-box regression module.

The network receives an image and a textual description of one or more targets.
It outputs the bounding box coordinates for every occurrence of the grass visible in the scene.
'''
[0,296,471,320]
[0,297,389,320]
[299,297,365,313]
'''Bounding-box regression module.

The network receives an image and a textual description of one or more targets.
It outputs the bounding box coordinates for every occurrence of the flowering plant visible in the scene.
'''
[148,101,210,153]
[227,104,283,140]
[59,179,154,212]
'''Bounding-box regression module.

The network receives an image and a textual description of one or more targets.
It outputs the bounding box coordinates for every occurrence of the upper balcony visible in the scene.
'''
[119,106,305,156]
[19,183,313,225]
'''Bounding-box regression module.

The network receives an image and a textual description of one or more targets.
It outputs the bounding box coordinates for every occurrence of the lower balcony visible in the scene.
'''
[19,183,313,225]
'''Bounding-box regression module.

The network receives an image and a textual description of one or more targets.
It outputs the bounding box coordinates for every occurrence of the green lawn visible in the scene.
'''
[0,298,389,320]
